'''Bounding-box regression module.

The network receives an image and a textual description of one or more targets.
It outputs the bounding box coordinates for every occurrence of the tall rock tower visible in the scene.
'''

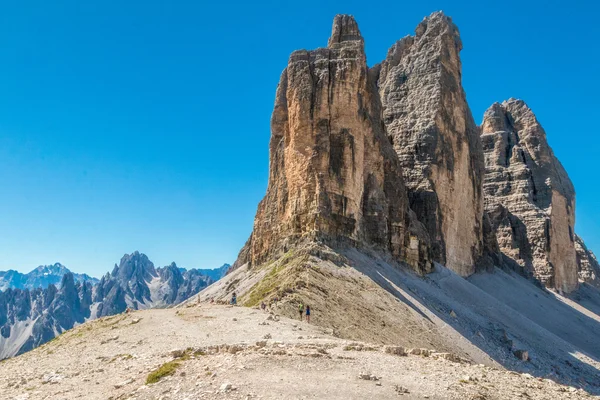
[375,12,486,276]
[237,15,432,273]
[481,99,578,293]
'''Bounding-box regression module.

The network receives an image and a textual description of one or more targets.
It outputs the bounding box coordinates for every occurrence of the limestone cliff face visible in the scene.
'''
[575,235,600,288]
[375,12,486,276]
[481,99,578,293]
[239,15,432,273]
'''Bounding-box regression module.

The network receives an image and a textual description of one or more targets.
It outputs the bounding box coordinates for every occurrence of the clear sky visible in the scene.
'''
[0,0,598,277]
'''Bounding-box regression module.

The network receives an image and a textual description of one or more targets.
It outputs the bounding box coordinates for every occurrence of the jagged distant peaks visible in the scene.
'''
[196,263,230,281]
[111,251,157,283]
[0,263,98,291]
[0,252,230,358]
[32,262,68,274]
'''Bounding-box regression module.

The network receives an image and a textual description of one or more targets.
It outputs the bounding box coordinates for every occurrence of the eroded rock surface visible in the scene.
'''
[375,12,486,276]
[481,99,578,292]
[575,235,600,288]
[237,12,596,294]
[240,15,431,273]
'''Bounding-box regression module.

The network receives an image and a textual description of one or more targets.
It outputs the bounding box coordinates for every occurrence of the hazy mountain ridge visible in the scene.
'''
[0,263,99,291]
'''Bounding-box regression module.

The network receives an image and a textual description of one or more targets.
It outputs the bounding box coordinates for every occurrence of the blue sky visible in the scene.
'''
[0,0,598,277]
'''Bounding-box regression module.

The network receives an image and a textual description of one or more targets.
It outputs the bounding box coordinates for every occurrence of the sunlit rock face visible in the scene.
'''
[238,15,432,273]
[481,99,578,293]
[375,12,486,276]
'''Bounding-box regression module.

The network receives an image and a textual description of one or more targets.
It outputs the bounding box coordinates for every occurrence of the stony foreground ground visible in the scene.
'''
[0,304,597,400]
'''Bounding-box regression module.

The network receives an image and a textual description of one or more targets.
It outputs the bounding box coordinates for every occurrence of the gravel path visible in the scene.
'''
[1,304,597,399]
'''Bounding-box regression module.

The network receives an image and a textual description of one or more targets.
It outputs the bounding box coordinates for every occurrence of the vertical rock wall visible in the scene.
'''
[375,12,485,276]
[240,15,432,273]
[238,15,430,272]
[481,99,578,293]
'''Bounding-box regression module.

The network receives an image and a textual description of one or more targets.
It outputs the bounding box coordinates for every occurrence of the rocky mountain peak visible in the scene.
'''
[232,12,597,295]
[376,11,486,275]
[481,99,577,292]
[327,14,363,47]
[414,11,461,49]
[58,273,76,298]
[235,14,432,273]
[112,251,157,283]
[33,263,67,275]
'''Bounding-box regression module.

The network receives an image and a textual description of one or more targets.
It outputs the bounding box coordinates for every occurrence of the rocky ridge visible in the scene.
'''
[0,252,223,359]
[0,263,98,292]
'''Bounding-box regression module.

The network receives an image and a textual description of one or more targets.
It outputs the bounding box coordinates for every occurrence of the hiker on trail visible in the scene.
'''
[231,292,237,305]
[305,305,311,323]
[260,301,266,311]
[298,303,304,320]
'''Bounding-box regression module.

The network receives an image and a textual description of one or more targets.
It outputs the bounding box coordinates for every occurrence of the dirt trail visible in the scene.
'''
[1,304,597,400]
[186,246,600,395]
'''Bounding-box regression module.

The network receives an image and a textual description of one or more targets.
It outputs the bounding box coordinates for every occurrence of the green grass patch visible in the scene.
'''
[146,360,181,384]
[243,250,307,307]
[244,266,283,307]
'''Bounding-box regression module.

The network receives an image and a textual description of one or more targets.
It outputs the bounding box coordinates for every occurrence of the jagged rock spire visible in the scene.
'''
[236,14,432,273]
[481,98,578,292]
[375,11,486,276]
[328,14,363,47]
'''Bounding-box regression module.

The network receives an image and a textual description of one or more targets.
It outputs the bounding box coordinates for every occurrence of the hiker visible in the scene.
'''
[260,301,266,311]
[298,302,304,320]
[305,305,311,323]
[231,292,237,305]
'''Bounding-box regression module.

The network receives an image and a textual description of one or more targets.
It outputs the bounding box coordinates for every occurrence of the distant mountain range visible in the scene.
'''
[0,253,229,359]
[0,263,98,291]
[196,264,230,282]
[0,261,230,292]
